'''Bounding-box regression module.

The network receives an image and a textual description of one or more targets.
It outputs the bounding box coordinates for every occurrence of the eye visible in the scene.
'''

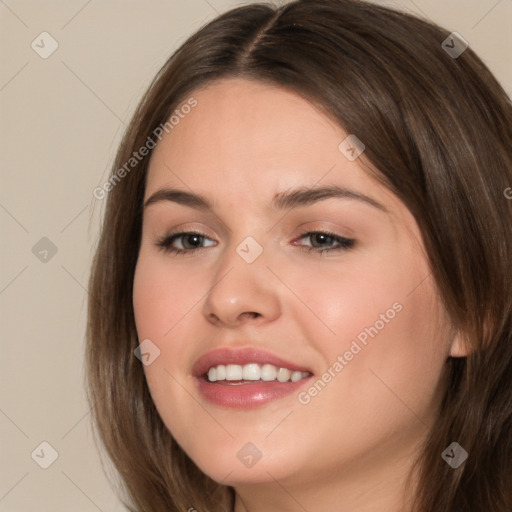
[156,231,216,255]
[155,229,355,256]
[294,230,355,254]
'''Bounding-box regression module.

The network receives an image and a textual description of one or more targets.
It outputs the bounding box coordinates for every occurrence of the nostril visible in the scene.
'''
[240,312,260,320]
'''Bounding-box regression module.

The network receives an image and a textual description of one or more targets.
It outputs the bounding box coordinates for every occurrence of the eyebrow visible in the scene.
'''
[143,185,387,212]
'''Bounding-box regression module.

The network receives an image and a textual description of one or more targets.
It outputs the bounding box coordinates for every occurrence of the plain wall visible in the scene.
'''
[1,0,511,510]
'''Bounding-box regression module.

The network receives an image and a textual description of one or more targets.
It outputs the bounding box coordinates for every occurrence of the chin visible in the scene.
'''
[186,438,307,487]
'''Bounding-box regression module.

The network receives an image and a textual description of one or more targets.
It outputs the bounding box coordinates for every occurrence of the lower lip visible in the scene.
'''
[195,376,313,409]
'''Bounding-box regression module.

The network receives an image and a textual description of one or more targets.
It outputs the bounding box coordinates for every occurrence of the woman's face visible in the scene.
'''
[133,78,453,496]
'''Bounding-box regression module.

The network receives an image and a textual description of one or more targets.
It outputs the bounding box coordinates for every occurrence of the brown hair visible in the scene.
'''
[86,0,512,510]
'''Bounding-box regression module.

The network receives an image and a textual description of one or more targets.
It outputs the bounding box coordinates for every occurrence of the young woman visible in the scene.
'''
[86,1,512,510]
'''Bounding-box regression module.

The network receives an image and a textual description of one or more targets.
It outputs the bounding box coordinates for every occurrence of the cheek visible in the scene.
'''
[315,282,446,423]
[274,241,428,353]
[281,246,448,415]
[132,255,190,395]
[133,252,203,339]
[132,255,203,445]
[286,273,448,475]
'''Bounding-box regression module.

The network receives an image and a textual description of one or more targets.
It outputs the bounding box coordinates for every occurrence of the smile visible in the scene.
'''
[192,347,314,408]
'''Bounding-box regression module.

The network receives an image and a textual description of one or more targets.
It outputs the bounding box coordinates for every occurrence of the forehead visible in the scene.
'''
[144,77,395,213]
[149,79,338,168]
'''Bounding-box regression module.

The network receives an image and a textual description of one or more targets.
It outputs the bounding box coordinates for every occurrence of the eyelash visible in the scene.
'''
[155,230,355,256]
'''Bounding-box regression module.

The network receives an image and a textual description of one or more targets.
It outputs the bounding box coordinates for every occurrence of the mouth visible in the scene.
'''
[192,347,314,409]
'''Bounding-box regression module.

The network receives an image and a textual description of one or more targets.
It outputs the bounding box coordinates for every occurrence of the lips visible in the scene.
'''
[192,346,313,379]
[192,346,314,409]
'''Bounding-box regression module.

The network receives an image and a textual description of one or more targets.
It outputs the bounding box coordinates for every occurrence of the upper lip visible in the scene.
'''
[192,347,314,378]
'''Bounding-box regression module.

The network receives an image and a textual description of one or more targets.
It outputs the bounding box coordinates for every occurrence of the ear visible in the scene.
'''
[448,331,470,358]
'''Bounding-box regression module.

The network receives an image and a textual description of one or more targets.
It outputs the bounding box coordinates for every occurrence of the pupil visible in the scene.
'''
[184,234,202,248]
[313,233,333,247]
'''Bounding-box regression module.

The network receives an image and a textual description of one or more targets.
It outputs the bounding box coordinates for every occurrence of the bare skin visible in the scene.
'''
[132,77,465,512]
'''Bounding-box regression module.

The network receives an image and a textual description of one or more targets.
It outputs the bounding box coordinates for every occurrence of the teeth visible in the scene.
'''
[277,367,291,382]
[216,364,226,380]
[260,364,277,381]
[226,364,243,380]
[242,363,260,380]
[290,370,304,382]
[206,363,310,383]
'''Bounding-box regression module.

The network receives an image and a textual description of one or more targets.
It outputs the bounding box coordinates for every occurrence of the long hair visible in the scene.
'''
[85,1,512,510]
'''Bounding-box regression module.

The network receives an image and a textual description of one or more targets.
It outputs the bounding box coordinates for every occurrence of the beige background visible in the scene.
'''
[1,0,511,510]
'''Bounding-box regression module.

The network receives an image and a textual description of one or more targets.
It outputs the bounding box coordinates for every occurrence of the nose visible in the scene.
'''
[201,244,281,328]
